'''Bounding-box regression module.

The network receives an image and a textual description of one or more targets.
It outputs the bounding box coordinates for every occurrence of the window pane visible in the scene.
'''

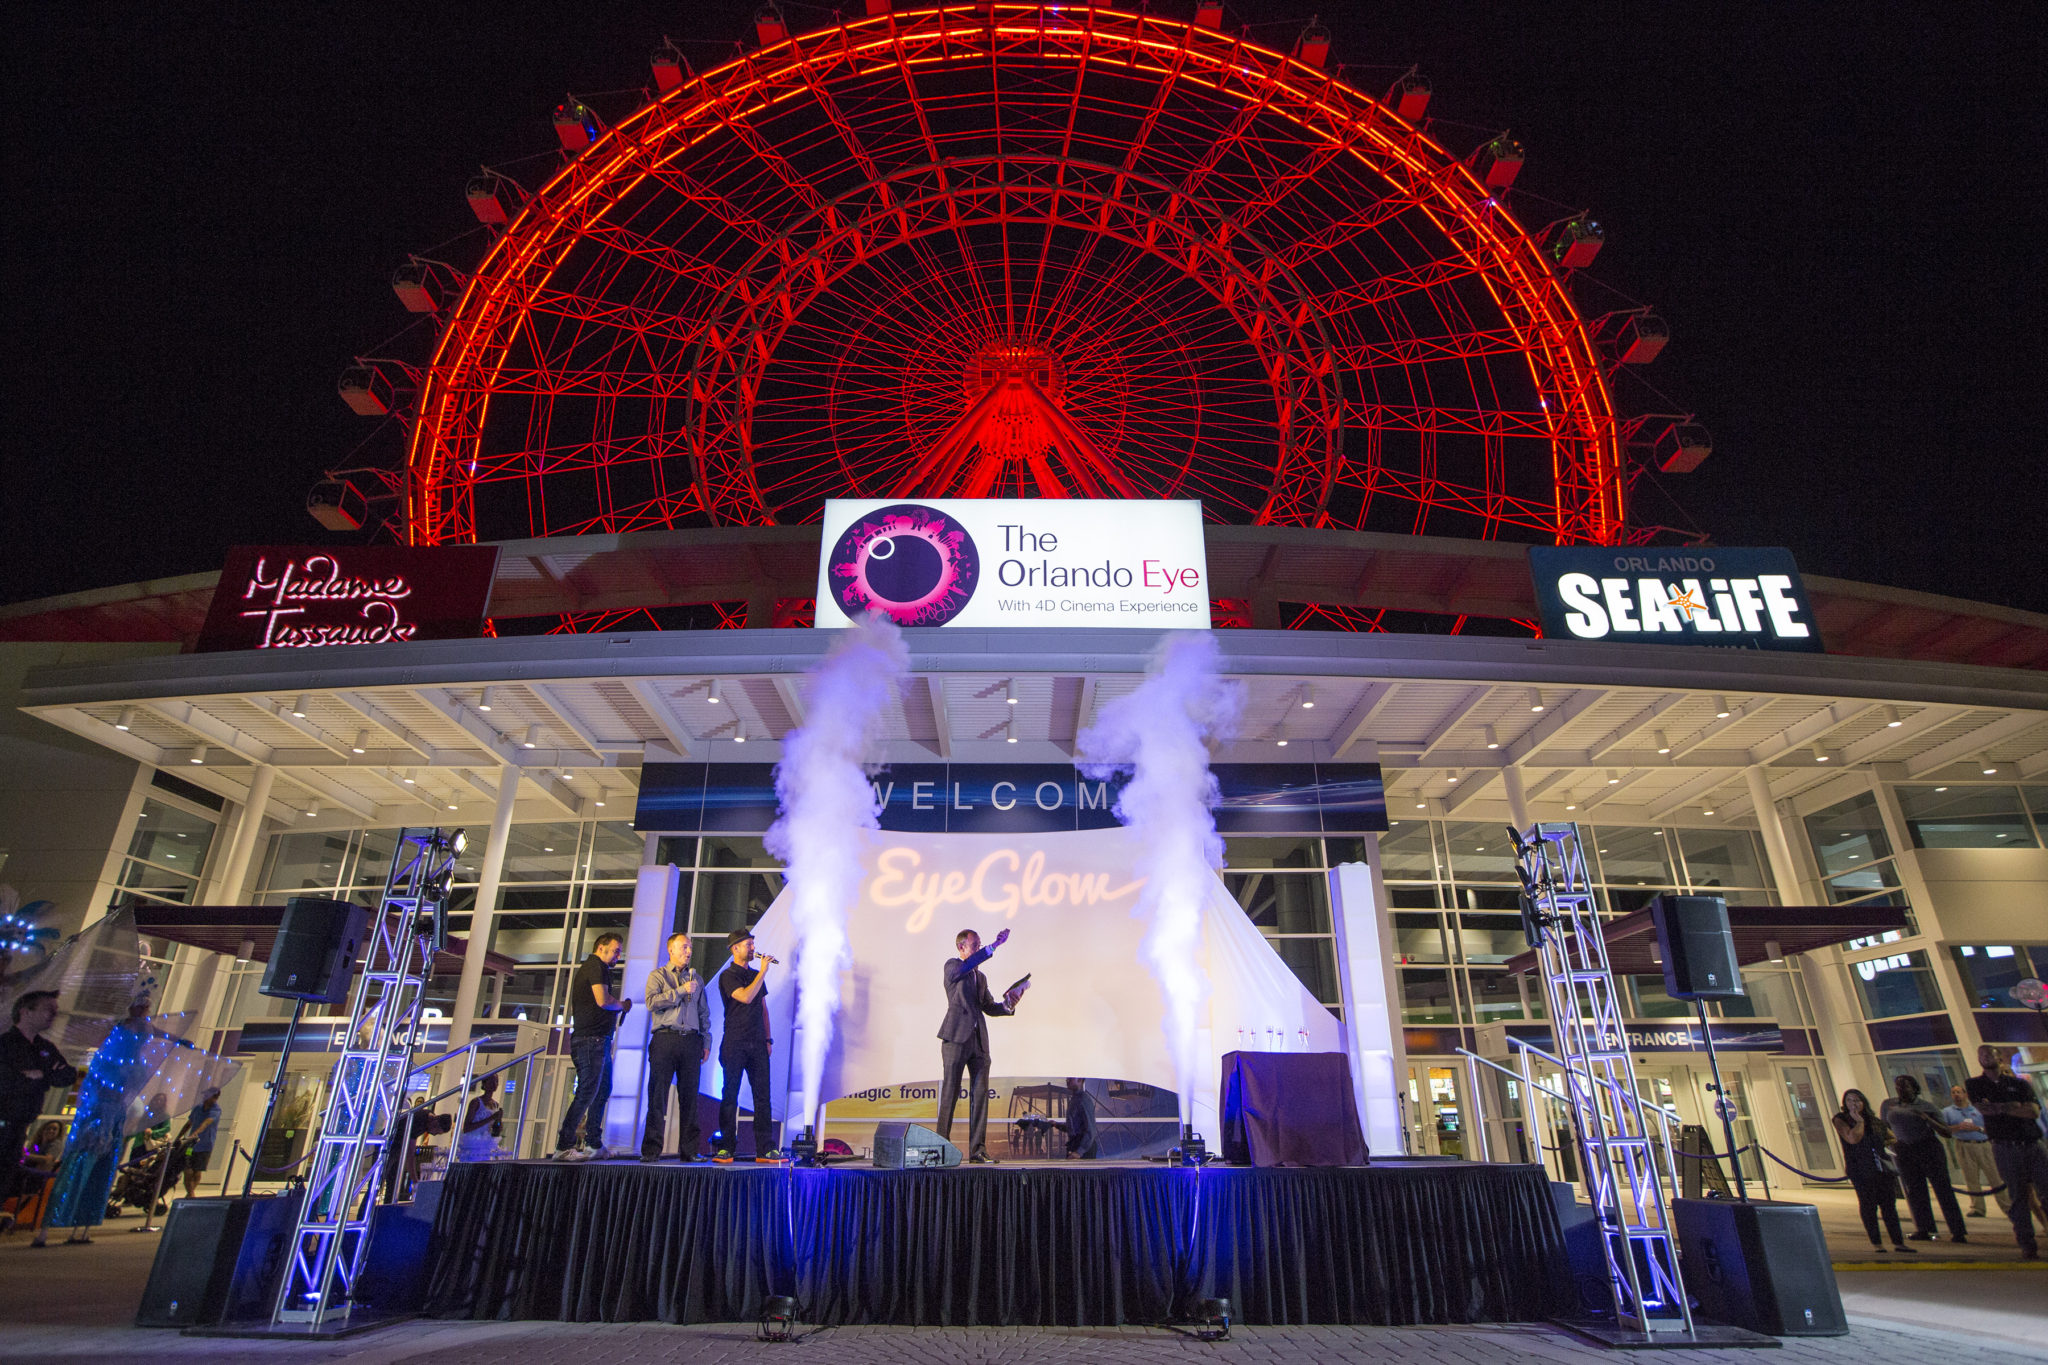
[501,823,581,882]
[118,860,199,905]
[1443,821,1518,883]
[1950,944,2046,1009]
[262,831,353,895]
[1223,836,1323,869]
[1455,913,1528,965]
[655,835,699,868]
[1851,950,1945,1019]
[1590,827,1674,886]
[1389,886,1442,909]
[1267,937,1340,1007]
[1225,873,1331,934]
[1454,886,1522,912]
[1825,859,1902,904]
[1677,828,1767,890]
[1400,967,1458,1024]
[349,829,404,885]
[1895,786,2036,849]
[700,835,780,869]
[1377,821,1443,881]
[1804,792,1893,876]
[692,871,783,935]
[2028,787,2048,834]
[1629,974,1694,1019]
[1467,969,1526,1023]
[489,913,568,964]
[1394,912,1448,963]
[125,799,218,873]
[586,821,645,879]
[1324,836,1370,866]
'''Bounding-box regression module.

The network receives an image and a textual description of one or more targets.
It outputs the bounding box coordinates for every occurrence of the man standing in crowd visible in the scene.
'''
[713,928,781,1164]
[1966,1044,2047,1260]
[1064,1076,1100,1160]
[1879,1074,1967,1242]
[1944,1081,2004,1220]
[641,932,709,1163]
[176,1087,222,1199]
[555,932,630,1161]
[937,927,1029,1164]
[0,991,75,1231]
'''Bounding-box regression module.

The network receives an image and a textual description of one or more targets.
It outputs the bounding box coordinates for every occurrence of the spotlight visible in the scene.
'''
[734,731,748,744]
[708,679,723,704]
[291,694,309,719]
[190,747,207,765]
[1980,755,1998,775]
[1484,725,1499,749]
[351,730,368,754]
[522,725,539,749]
[450,829,468,856]
[1713,695,1731,719]
[114,708,134,731]
[235,937,255,964]
[1006,679,1018,705]
[1812,745,1831,764]
[1655,731,1671,755]
[1529,691,1545,713]
[1884,705,1903,728]
[1184,1296,1231,1342]
[758,1295,799,1343]
[477,687,494,713]
[304,803,319,818]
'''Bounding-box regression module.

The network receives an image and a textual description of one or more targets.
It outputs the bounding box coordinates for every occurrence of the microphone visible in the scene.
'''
[756,953,778,966]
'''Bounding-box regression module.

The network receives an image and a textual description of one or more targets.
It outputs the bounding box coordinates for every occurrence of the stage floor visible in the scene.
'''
[422,1156,1571,1327]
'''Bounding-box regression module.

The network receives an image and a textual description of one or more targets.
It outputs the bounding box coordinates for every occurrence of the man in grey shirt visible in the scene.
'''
[640,933,710,1162]
[1881,1074,1967,1242]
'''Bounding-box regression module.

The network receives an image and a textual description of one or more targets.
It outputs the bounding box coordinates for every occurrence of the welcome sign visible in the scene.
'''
[814,498,1210,629]
[1528,546,1823,653]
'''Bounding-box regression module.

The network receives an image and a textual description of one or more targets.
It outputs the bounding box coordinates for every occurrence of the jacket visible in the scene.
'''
[937,944,1014,1053]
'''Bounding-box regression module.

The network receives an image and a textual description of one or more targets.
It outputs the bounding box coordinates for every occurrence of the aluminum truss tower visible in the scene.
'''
[272,827,461,1328]
[1514,822,1691,1339]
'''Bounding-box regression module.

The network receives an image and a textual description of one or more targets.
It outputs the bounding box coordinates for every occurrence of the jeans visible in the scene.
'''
[642,1029,706,1159]
[1953,1140,2006,1215]
[1895,1137,1965,1237]
[938,1042,993,1159]
[556,1033,614,1152]
[1991,1138,2048,1254]
[716,1037,776,1156]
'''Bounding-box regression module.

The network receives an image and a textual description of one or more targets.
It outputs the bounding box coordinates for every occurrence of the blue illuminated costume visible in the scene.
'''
[42,1016,153,1230]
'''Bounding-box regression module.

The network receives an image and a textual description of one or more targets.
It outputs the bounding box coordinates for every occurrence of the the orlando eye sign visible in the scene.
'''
[814,498,1210,629]
[1528,546,1823,653]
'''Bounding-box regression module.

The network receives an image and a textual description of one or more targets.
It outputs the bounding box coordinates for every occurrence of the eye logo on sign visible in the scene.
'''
[827,503,980,625]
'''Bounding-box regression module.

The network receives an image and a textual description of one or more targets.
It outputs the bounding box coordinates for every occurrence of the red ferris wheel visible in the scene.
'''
[387,4,1649,584]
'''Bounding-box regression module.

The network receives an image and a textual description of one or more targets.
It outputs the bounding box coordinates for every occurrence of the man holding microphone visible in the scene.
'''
[640,933,709,1162]
[712,928,783,1163]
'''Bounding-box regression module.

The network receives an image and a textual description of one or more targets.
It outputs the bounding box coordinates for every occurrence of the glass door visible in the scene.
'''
[1778,1064,1838,1175]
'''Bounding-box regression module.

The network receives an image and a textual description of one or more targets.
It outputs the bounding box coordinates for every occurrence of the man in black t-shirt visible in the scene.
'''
[713,928,781,1162]
[1,991,76,1224]
[1966,1043,2048,1259]
[554,932,631,1159]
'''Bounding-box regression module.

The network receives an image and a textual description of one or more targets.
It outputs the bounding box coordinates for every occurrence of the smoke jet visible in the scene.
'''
[1078,632,1240,1120]
[766,613,908,1133]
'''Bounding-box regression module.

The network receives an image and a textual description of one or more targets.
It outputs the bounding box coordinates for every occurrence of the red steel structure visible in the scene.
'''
[405,4,1626,563]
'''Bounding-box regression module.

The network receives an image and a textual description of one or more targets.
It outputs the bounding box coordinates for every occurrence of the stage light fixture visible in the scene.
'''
[708,679,724,704]
[477,688,494,712]
[1885,706,1903,728]
[1655,731,1671,755]
[291,695,309,719]
[1713,695,1731,719]
[758,1295,799,1343]
[1484,726,1499,749]
[352,730,369,754]
[1186,1296,1231,1342]
[114,708,134,731]
[450,829,468,856]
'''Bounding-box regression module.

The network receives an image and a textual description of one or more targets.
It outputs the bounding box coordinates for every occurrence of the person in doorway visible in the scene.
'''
[937,927,1029,1164]
[0,991,75,1233]
[641,932,709,1162]
[456,1075,503,1163]
[1880,1074,1968,1243]
[554,932,631,1161]
[1966,1044,2047,1260]
[174,1088,221,1199]
[1064,1077,1099,1160]
[1943,1082,2003,1220]
[713,928,780,1163]
[1832,1088,1911,1254]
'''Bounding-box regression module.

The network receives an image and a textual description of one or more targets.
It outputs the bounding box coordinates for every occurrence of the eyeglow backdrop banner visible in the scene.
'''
[699,826,1342,1138]
[814,498,1210,629]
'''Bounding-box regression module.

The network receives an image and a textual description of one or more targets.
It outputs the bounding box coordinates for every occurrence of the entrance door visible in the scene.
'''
[1778,1064,1838,1176]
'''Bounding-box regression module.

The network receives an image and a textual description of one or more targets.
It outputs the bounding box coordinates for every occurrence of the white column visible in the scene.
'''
[606,863,681,1151]
[449,767,521,1048]
[1500,765,1532,832]
[1330,847,1406,1157]
[1744,766,1803,902]
[215,764,276,904]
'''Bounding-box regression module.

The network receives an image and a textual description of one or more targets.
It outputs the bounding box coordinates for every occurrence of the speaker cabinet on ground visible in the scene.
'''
[135,1191,303,1327]
[1647,893,1744,1000]
[260,896,371,1003]
[873,1122,962,1169]
[1673,1198,1846,1336]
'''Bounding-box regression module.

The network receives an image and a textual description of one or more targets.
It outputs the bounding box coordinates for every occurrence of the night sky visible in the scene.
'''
[4,3,2042,613]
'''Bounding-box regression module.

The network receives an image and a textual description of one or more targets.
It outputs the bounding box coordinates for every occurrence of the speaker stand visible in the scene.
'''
[1694,1000,1749,1203]
[245,998,307,1198]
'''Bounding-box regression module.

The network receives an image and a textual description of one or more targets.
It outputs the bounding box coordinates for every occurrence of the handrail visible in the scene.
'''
[412,1044,546,1112]
[1457,1048,1570,1103]
[406,1031,520,1078]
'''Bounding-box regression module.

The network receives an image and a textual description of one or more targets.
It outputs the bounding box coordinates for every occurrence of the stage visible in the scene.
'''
[422,1157,1571,1327]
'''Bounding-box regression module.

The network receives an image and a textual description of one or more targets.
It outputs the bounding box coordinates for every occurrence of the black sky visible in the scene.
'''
[4,3,2043,613]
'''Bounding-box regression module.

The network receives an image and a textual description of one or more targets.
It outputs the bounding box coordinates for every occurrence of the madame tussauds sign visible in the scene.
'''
[197,545,501,652]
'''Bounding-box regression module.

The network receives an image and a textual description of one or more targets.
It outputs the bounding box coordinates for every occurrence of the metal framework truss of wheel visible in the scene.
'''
[406,4,1626,556]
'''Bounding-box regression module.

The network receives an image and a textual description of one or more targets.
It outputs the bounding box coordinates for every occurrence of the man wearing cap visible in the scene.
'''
[713,928,781,1163]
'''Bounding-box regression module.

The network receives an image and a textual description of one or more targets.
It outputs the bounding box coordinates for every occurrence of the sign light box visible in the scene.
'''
[814,498,1209,629]
[197,545,501,652]
[1528,546,1823,653]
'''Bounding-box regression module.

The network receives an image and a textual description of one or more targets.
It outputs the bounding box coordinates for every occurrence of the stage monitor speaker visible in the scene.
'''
[1648,893,1744,1000]
[135,1191,303,1327]
[1673,1197,1846,1336]
[260,895,371,1003]
[873,1122,962,1169]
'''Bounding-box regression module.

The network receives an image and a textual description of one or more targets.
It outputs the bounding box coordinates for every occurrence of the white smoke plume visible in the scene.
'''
[1078,632,1241,1122]
[765,613,909,1134]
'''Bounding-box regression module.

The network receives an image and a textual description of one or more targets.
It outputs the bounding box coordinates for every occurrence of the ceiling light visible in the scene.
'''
[1415,802,1426,809]
[707,679,723,704]
[1565,804,1577,811]
[733,732,747,744]
[1300,691,1315,710]
[543,846,554,852]
[401,771,415,784]
[190,747,206,765]
[1884,706,1903,728]
[1713,695,1730,719]
[291,694,309,719]
[522,725,539,749]
[595,799,606,807]
[1006,680,1018,705]
[1275,738,1287,747]
[236,937,255,964]
[304,802,319,818]
[448,802,459,810]
[1484,726,1500,750]
[1654,730,1671,755]
[1529,691,1545,713]
[1934,786,1947,792]
[477,687,494,713]
[351,730,368,754]
[1811,745,1830,764]
[1606,770,1620,785]
[1446,773,1460,784]
[1702,808,1715,816]
[114,708,134,731]
[1980,755,1998,775]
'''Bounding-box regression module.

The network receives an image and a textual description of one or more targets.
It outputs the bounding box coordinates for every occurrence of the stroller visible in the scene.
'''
[108,1135,181,1218]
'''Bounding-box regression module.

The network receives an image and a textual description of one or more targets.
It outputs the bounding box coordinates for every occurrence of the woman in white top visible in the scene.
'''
[456,1074,504,1163]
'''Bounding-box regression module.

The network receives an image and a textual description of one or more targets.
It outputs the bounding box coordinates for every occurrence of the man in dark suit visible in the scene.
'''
[937,927,1029,1163]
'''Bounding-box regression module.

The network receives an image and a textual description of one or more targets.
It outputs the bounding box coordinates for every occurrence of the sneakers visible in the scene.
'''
[1906,1231,1935,1241]
[712,1149,735,1164]
[756,1148,788,1164]
[639,1152,662,1164]
[554,1144,599,1163]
